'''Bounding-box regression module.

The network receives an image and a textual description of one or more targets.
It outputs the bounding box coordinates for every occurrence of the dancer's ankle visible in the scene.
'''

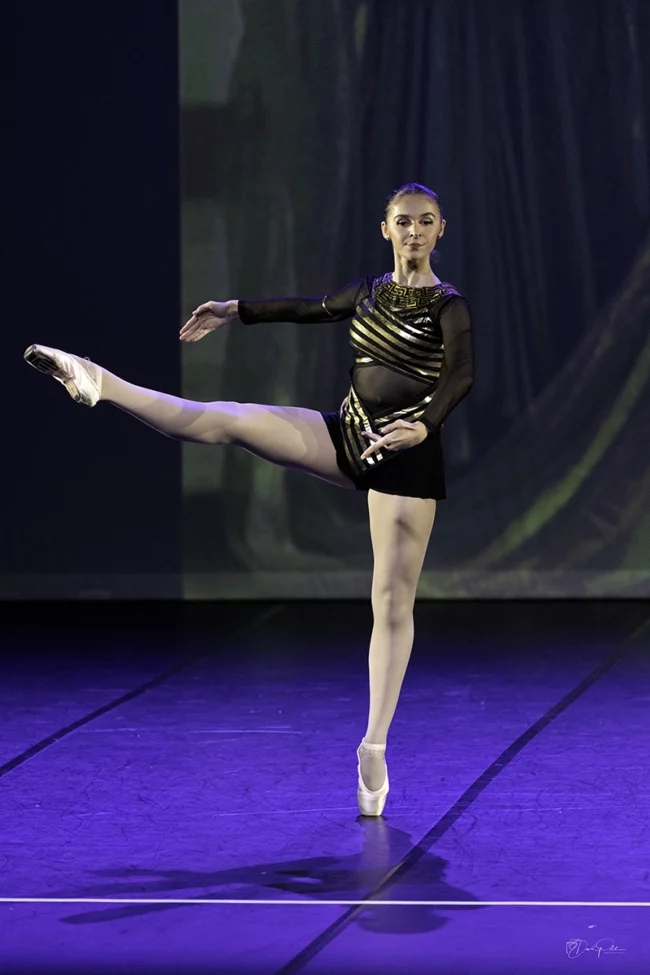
[361,736,387,749]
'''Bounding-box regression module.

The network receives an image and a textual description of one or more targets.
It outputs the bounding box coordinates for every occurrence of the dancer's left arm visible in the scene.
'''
[418,298,474,433]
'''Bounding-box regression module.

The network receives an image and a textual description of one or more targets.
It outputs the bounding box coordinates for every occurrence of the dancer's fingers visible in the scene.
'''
[191,301,215,317]
[360,443,381,460]
[181,327,202,343]
[180,312,201,331]
[360,433,391,460]
[180,314,211,340]
[180,324,200,342]
[179,317,197,337]
[188,326,210,342]
[377,420,411,434]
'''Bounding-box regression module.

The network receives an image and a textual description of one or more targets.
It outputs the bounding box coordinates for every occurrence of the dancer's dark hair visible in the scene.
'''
[384,182,444,221]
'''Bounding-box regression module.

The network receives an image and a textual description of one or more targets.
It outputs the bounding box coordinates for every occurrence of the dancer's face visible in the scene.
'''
[381,195,445,262]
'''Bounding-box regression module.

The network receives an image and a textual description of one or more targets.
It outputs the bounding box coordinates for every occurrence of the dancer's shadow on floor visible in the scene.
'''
[58,818,483,934]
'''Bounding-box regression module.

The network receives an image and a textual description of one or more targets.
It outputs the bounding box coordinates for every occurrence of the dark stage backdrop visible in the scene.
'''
[5,1,648,601]
[180,0,650,599]
[5,1,182,599]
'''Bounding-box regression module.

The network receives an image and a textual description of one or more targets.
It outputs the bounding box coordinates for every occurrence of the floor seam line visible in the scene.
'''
[0,604,284,780]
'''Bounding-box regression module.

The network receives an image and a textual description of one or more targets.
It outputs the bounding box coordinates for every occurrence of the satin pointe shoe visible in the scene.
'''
[357,740,389,817]
[24,344,102,406]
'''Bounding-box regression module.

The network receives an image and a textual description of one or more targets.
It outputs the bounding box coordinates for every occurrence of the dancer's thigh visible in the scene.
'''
[227,403,355,489]
[368,490,437,607]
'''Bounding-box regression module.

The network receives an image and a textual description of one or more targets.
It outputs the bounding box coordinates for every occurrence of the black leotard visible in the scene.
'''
[238,273,473,475]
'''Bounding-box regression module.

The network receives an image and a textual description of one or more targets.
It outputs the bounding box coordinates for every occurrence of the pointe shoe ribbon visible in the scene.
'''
[357,740,389,817]
[24,344,102,406]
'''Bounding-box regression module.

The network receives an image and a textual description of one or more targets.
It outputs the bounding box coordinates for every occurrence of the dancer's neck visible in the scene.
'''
[390,256,440,289]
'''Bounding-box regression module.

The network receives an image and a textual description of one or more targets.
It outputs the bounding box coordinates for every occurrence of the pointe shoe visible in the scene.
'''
[357,740,389,817]
[24,344,102,406]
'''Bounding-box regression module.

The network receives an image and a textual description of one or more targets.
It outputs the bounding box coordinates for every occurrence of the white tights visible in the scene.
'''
[98,366,436,790]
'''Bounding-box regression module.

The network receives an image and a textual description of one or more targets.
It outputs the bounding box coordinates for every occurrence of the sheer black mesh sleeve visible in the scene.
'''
[237,276,371,324]
[420,298,474,433]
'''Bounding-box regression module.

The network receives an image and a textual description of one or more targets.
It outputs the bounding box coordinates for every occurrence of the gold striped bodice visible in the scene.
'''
[340,274,461,475]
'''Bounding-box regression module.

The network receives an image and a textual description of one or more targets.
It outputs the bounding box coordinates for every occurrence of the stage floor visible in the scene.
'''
[1,600,648,975]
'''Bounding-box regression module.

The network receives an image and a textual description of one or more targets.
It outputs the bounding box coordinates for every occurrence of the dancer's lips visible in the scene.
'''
[407,242,422,248]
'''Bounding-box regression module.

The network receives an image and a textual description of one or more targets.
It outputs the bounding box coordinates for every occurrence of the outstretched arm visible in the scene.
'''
[180,277,370,342]
[237,276,370,324]
[419,298,474,433]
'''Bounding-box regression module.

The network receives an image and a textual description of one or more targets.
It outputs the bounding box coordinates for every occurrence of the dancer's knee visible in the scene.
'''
[371,581,415,630]
[194,401,240,445]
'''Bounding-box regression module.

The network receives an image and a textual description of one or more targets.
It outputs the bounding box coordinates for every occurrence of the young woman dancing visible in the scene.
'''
[24,182,474,817]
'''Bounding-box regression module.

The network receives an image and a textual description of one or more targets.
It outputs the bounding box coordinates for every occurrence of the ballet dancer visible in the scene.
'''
[24,182,474,817]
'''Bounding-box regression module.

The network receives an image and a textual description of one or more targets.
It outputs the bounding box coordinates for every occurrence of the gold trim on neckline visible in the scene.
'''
[377,272,446,294]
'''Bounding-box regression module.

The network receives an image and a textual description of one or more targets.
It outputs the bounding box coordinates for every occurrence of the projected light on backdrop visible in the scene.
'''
[180,0,650,600]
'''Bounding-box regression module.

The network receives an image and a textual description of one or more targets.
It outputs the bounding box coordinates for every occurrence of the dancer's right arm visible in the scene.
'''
[180,277,370,342]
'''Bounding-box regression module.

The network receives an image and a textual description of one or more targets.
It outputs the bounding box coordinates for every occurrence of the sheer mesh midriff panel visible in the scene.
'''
[352,363,431,416]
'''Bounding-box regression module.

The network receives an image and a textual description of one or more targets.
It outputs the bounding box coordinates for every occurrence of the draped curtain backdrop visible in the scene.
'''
[181,0,650,598]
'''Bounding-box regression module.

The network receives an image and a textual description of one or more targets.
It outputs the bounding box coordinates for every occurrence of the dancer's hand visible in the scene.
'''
[360,419,428,460]
[179,300,239,342]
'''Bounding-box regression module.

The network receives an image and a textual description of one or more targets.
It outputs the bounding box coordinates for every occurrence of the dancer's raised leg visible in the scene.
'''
[360,490,436,793]
[23,344,353,488]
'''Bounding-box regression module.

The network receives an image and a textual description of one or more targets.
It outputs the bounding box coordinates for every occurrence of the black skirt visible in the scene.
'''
[320,411,447,500]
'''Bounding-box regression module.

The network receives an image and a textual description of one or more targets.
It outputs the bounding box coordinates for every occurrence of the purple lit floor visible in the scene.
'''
[1,600,648,975]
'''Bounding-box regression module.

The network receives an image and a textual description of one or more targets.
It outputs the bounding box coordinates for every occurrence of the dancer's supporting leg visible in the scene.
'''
[360,490,436,789]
